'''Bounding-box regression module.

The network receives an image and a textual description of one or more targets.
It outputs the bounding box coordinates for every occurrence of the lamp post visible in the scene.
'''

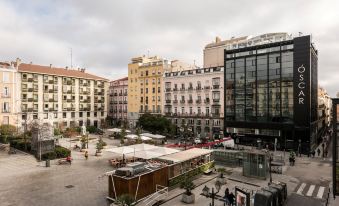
[201,182,221,206]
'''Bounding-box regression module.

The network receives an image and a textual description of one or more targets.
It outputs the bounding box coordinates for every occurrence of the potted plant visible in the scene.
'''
[117,194,134,206]
[180,178,195,204]
[95,139,104,156]
[216,168,227,185]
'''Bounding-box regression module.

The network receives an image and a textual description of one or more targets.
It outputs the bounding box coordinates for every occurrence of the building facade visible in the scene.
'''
[318,87,332,128]
[108,77,128,126]
[127,56,171,128]
[17,61,109,129]
[0,61,20,127]
[204,33,292,68]
[163,67,224,138]
[224,34,319,153]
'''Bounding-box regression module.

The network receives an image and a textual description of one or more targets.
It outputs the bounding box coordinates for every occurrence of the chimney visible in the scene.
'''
[215,36,221,43]
[49,64,52,68]
[65,66,68,70]
[30,61,33,64]
[16,58,21,66]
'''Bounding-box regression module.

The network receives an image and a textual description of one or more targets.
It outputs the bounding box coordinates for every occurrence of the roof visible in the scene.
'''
[111,77,128,82]
[18,63,109,81]
[105,143,180,160]
[157,148,212,163]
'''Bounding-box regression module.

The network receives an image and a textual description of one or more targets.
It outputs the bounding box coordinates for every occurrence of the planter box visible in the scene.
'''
[181,193,195,204]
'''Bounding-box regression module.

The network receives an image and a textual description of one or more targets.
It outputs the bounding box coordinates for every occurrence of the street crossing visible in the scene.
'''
[294,182,328,200]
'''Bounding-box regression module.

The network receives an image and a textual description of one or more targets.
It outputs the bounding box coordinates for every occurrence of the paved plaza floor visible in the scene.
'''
[0,136,336,206]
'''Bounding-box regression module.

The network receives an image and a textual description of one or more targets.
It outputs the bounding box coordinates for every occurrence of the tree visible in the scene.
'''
[0,124,16,143]
[137,113,175,136]
[135,127,142,144]
[120,127,126,145]
[63,127,78,139]
[180,178,195,195]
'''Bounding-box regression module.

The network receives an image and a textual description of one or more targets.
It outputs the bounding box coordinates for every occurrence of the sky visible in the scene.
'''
[1,0,339,96]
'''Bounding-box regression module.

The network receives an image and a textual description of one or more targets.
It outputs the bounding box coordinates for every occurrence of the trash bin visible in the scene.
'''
[276,181,287,201]
[46,159,50,167]
[263,187,279,206]
[269,183,284,206]
[254,190,272,206]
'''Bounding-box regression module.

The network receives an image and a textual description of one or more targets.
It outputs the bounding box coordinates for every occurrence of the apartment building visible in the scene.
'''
[108,77,128,126]
[17,61,109,129]
[318,87,332,128]
[163,67,224,138]
[204,33,292,67]
[127,55,171,128]
[0,62,20,126]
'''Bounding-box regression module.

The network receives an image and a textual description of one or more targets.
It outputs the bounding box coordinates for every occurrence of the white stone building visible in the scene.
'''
[163,67,224,138]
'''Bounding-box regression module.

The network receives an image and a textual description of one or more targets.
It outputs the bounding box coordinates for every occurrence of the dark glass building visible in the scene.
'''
[224,35,318,153]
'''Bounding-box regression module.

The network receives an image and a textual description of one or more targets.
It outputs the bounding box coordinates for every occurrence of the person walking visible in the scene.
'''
[224,188,230,205]
[228,192,235,206]
[85,151,88,160]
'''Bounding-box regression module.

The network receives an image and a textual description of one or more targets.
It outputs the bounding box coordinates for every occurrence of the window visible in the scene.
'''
[141,88,143,94]
[181,107,185,114]
[189,107,193,114]
[33,114,38,119]
[231,62,235,68]
[2,102,9,112]
[158,78,160,84]
[152,88,155,93]
[276,56,281,63]
[146,88,148,94]
[94,112,97,117]
[63,112,66,118]
[146,70,149,76]
[158,96,160,102]
[2,116,8,125]
[2,72,9,83]
[44,113,48,119]
[158,87,160,93]
[87,112,90,117]
[3,87,9,97]
[54,113,58,118]
[71,112,75,118]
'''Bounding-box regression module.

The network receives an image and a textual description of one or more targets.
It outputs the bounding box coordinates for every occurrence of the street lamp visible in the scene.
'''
[201,181,221,206]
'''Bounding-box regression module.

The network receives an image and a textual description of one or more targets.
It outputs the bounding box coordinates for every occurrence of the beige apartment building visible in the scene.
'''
[127,55,194,128]
[108,77,128,126]
[163,67,224,138]
[127,56,171,128]
[0,62,20,127]
[203,33,292,67]
[17,60,109,129]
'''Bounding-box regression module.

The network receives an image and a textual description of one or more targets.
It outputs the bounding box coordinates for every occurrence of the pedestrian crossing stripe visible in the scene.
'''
[296,183,306,195]
[306,185,315,196]
[317,186,325,199]
[295,183,326,199]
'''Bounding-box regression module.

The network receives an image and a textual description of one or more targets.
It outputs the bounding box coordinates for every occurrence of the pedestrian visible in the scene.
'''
[312,150,315,158]
[317,148,321,157]
[66,155,72,164]
[228,192,235,206]
[85,151,88,160]
[224,188,230,205]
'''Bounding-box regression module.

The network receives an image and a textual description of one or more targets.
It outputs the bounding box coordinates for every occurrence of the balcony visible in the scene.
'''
[213,99,220,103]
[113,93,118,96]
[81,91,90,95]
[204,98,210,103]
[119,93,123,96]
[2,109,10,113]
[204,86,211,90]
[212,113,220,118]
[165,88,171,92]
[196,86,202,90]
[28,78,33,82]
[124,92,127,96]
[123,100,127,104]
[196,100,202,104]
[1,94,10,98]
[180,88,185,91]
[188,87,193,91]
[165,100,171,104]
[48,80,54,84]
[213,85,220,89]
[173,100,178,104]
[188,100,193,104]
[28,88,33,92]
[180,100,185,103]
[97,84,104,88]
[173,88,178,92]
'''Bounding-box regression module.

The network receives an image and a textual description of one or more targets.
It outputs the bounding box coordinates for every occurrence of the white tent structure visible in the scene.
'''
[141,133,166,140]
[105,143,179,160]
[107,128,131,133]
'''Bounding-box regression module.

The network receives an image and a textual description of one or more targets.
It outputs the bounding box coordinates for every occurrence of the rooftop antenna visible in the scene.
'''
[147,50,150,58]
[70,48,73,69]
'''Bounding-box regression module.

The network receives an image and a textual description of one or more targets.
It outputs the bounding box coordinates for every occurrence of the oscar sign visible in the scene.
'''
[297,64,306,104]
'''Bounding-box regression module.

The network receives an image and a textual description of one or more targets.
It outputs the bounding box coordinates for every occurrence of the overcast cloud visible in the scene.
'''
[1,0,338,96]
